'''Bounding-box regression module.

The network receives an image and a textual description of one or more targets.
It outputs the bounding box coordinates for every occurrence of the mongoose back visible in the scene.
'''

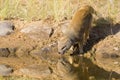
[58,5,95,55]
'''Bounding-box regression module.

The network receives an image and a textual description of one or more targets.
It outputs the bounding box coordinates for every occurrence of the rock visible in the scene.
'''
[30,47,59,64]
[30,42,59,64]
[30,47,52,60]
[0,64,13,76]
[0,48,17,57]
[0,21,14,36]
[93,35,120,74]
[20,22,53,40]
[14,64,52,78]
[0,48,10,57]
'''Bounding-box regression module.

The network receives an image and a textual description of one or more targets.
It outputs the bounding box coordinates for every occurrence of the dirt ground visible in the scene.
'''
[0,20,120,80]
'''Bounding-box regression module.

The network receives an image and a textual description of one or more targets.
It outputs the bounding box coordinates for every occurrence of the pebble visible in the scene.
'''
[0,64,13,76]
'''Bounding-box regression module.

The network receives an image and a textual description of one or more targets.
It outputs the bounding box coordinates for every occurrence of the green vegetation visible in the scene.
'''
[0,76,39,80]
[0,0,120,22]
[0,76,4,80]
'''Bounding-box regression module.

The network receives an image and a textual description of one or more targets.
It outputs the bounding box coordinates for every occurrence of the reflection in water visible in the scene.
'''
[60,55,120,80]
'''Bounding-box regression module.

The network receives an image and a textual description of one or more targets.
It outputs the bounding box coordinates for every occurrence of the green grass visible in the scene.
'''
[0,0,120,22]
[0,76,39,80]
[0,76,4,80]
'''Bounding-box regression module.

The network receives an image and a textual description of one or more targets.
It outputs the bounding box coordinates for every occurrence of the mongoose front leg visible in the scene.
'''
[78,42,84,54]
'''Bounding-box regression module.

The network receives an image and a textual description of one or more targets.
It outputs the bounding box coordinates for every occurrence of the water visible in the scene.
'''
[60,55,120,80]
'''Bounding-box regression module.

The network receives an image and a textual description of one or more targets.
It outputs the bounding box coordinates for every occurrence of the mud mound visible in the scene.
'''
[92,35,120,74]
[0,20,120,79]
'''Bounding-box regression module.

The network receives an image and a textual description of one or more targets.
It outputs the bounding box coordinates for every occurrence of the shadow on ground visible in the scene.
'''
[84,17,120,52]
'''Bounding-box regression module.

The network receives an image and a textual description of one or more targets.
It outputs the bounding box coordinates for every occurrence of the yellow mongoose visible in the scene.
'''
[58,5,96,55]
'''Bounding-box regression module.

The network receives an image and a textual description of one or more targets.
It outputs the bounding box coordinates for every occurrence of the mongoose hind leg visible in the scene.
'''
[78,42,84,55]
[71,42,84,56]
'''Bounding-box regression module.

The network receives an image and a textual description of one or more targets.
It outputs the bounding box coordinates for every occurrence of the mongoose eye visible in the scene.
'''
[61,45,66,50]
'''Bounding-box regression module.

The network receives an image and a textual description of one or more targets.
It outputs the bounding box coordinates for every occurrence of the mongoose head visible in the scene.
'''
[80,5,96,14]
[81,5,101,18]
[58,5,97,55]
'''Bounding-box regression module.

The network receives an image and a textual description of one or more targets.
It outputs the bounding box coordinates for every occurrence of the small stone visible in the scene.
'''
[0,64,13,76]
[113,61,119,65]
[89,76,96,80]
[0,21,14,36]
[48,42,57,47]
[113,47,119,51]
[0,48,10,57]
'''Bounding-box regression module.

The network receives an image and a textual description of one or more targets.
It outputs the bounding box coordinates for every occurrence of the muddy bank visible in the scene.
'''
[0,20,120,80]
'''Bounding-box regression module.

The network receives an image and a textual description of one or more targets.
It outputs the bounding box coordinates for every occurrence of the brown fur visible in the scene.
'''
[59,5,95,55]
